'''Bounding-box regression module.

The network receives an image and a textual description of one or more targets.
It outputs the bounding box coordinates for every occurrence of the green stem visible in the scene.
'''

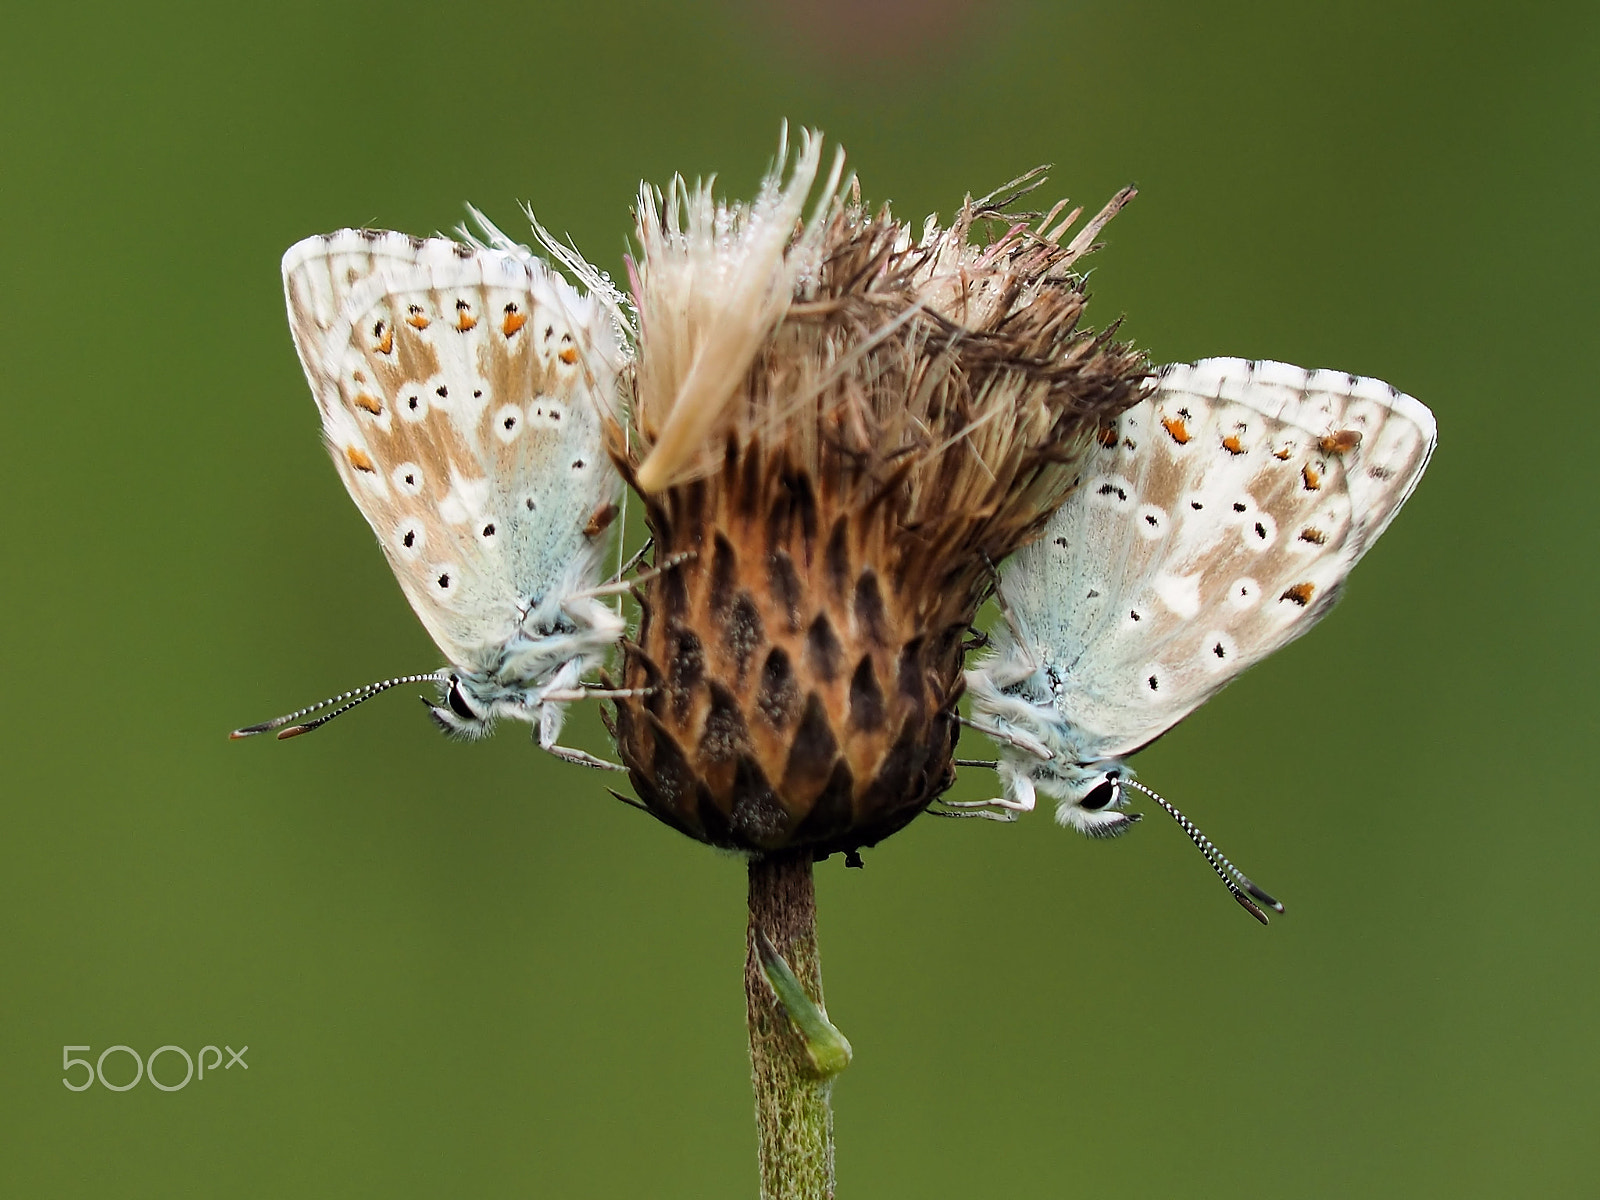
[745,851,847,1199]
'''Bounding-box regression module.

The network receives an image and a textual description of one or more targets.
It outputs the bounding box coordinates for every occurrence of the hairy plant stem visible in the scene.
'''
[746,852,838,1199]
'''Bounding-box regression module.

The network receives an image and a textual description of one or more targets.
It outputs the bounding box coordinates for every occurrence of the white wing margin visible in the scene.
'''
[1000,357,1435,761]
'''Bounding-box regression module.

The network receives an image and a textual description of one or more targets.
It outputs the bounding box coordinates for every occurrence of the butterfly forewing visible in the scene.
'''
[282,230,623,673]
[999,357,1435,760]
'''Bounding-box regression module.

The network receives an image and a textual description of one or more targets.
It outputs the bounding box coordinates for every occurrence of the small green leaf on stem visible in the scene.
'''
[755,928,853,1078]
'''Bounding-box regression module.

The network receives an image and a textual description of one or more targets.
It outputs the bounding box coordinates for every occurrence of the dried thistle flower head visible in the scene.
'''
[608,135,1148,858]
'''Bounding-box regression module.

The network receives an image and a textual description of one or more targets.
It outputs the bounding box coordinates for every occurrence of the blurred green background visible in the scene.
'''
[3,0,1595,1195]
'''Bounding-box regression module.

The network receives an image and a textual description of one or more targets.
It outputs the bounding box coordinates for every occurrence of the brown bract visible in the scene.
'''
[608,146,1148,858]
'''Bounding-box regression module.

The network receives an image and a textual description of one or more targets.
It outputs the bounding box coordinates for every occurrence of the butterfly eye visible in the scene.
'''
[1080,776,1120,811]
[447,678,478,721]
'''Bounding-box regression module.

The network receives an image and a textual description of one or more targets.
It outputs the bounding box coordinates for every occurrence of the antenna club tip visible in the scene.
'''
[1235,893,1272,926]
[276,724,313,740]
[1244,881,1285,912]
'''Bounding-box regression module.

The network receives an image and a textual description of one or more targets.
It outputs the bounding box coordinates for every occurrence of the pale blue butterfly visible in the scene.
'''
[233,221,631,766]
[960,358,1436,920]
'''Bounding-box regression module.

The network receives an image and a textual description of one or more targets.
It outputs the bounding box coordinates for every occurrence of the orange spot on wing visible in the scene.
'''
[353,392,382,415]
[1161,415,1191,444]
[558,346,579,365]
[1320,429,1363,455]
[1280,582,1315,606]
[406,305,430,330]
[454,301,477,331]
[1299,527,1327,544]
[346,446,376,473]
[502,309,527,337]
[1096,423,1119,447]
[1222,434,1245,455]
[1302,464,1322,490]
[374,323,393,355]
[1272,445,1293,460]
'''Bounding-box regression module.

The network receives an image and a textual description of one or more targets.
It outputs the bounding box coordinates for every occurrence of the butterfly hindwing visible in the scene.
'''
[999,357,1436,761]
[282,230,623,673]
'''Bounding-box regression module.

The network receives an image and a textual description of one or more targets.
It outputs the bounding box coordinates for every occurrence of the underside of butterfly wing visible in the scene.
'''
[978,356,1435,765]
[282,230,625,681]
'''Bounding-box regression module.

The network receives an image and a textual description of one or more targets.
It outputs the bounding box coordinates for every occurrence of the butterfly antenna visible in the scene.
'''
[1118,779,1285,925]
[230,672,449,741]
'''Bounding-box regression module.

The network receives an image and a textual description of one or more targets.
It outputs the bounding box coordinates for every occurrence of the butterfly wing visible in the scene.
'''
[1001,357,1435,761]
[282,230,624,674]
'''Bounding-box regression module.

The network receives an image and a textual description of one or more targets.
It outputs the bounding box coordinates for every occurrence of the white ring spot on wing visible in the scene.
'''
[493,403,524,443]
[392,462,424,495]
[1139,662,1170,700]
[421,374,454,413]
[1087,473,1137,509]
[1227,576,1261,610]
[394,520,425,557]
[1242,510,1277,549]
[1201,631,1237,673]
[432,563,461,599]
[1135,503,1170,540]
[399,386,429,422]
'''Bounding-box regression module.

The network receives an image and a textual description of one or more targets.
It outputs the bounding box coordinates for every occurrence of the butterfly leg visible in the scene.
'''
[537,705,629,772]
[568,551,695,601]
[542,740,630,771]
[535,662,628,771]
[542,684,655,702]
[599,538,654,588]
[959,716,1053,761]
[933,774,1037,822]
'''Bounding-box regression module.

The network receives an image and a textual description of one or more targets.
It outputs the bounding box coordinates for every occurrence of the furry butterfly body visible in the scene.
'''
[966,357,1436,835]
[244,228,626,760]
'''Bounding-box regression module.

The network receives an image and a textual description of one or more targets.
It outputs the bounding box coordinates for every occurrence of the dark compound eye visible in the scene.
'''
[1081,778,1119,810]
[447,680,476,720]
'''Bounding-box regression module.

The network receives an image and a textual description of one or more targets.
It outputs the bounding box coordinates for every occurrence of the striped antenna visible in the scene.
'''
[230,671,449,741]
[1119,778,1285,925]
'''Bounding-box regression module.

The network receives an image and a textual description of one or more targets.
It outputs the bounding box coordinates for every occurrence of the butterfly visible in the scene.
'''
[232,224,629,767]
[960,357,1436,920]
